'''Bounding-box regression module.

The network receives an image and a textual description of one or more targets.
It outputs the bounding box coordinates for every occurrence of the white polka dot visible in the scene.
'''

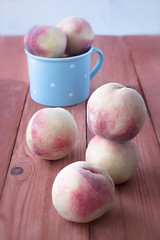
[33,89,37,94]
[50,83,56,88]
[32,60,36,64]
[84,74,88,78]
[69,92,74,97]
[70,64,75,69]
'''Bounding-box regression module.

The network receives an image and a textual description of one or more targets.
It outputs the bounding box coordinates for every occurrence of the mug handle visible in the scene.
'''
[90,48,104,80]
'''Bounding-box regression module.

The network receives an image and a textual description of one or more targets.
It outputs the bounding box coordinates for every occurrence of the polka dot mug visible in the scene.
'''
[25,46,103,106]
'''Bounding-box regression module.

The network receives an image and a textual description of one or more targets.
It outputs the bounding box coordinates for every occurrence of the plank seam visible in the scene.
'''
[85,100,91,240]
[85,100,88,149]
[128,48,159,145]
[0,86,29,199]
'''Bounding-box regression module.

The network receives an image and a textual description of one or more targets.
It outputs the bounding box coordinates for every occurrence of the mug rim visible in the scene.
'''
[25,46,93,62]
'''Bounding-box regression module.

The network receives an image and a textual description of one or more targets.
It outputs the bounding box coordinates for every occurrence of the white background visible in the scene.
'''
[0,0,160,35]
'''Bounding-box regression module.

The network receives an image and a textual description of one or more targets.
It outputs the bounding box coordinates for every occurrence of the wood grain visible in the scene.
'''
[124,36,160,143]
[0,36,28,195]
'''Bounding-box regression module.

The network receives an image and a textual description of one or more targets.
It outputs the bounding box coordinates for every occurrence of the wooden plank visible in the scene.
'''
[0,91,89,240]
[87,36,160,240]
[124,36,160,143]
[0,36,29,195]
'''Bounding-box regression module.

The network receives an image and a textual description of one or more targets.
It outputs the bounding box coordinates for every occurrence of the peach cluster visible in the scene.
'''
[26,108,115,223]
[24,16,95,58]
[26,84,146,223]
[86,82,147,184]
[25,83,147,224]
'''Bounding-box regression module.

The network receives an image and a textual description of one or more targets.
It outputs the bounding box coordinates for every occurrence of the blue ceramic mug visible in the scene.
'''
[25,46,103,106]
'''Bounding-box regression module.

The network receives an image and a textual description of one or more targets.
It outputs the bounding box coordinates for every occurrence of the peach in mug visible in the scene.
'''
[24,25,67,58]
[57,16,95,56]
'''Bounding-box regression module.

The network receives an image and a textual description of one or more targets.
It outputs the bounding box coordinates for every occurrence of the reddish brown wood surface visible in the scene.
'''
[0,37,29,195]
[125,36,160,143]
[0,36,160,240]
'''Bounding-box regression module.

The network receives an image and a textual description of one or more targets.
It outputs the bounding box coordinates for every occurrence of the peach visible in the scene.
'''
[86,135,139,184]
[24,25,67,58]
[52,161,115,223]
[87,83,147,141]
[26,108,78,160]
[24,25,37,52]
[57,16,95,56]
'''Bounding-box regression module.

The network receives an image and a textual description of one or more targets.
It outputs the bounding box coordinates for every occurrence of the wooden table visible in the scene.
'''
[0,35,160,240]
